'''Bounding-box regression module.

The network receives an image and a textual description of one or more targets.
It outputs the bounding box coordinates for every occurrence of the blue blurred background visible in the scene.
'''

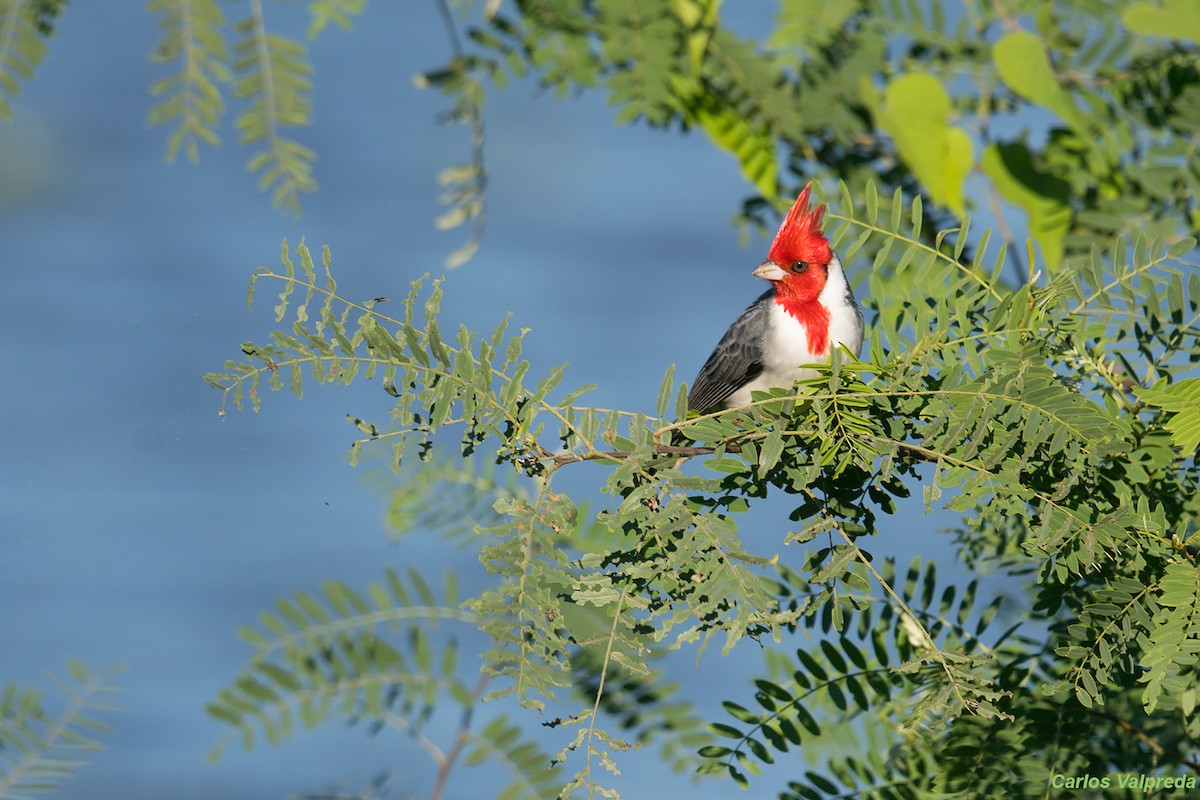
[1,3,981,798]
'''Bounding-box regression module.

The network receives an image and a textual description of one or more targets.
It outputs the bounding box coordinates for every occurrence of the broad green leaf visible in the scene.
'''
[758,429,785,471]
[993,31,1082,130]
[1123,0,1200,43]
[872,72,971,216]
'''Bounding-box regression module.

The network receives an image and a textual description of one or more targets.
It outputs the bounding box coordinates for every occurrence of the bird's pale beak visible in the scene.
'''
[752,260,787,281]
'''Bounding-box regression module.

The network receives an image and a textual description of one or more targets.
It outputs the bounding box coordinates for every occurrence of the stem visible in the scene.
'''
[431,674,491,800]
[984,187,1029,285]
[1079,704,1200,773]
[434,0,464,55]
[583,588,627,788]
[837,528,979,715]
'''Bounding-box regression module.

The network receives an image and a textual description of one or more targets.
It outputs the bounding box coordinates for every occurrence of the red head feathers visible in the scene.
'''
[767,182,831,267]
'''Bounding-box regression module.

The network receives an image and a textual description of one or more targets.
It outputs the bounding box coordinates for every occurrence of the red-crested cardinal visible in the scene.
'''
[687,183,865,413]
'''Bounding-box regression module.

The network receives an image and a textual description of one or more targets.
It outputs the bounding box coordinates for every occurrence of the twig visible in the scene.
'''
[542,438,942,468]
[431,673,492,800]
[583,589,628,786]
[434,0,464,54]
[1024,690,1200,774]
[984,187,1029,286]
[1081,705,1200,773]
[544,444,734,466]
[989,0,1019,31]
[836,528,981,716]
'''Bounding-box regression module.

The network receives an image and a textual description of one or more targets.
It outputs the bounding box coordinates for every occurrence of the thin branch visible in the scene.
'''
[836,529,984,717]
[1081,704,1200,773]
[722,665,897,774]
[984,187,1029,285]
[222,270,596,449]
[382,710,446,766]
[545,443,735,466]
[583,588,628,786]
[1022,689,1200,774]
[988,0,1019,31]
[430,674,491,800]
[543,439,945,467]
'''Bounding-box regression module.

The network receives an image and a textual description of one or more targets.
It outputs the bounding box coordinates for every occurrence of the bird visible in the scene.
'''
[687,182,865,414]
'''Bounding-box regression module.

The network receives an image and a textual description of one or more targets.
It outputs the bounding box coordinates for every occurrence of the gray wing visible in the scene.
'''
[687,291,772,413]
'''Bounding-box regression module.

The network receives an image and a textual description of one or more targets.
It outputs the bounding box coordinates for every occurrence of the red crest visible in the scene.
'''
[767,182,831,266]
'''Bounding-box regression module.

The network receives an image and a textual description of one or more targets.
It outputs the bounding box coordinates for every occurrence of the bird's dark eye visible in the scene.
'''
[791,261,809,274]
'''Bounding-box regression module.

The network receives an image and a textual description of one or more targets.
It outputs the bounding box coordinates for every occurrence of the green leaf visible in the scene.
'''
[232,15,317,214]
[711,722,744,739]
[0,0,52,122]
[758,429,785,471]
[1135,378,1200,453]
[992,30,1082,129]
[657,363,676,419]
[596,0,683,126]
[769,0,854,52]
[746,736,774,763]
[308,0,368,38]
[1169,237,1197,259]
[698,744,733,759]
[0,661,122,793]
[1123,0,1200,43]
[675,382,690,422]
[1141,562,1200,712]
[147,0,230,162]
[754,679,793,702]
[722,700,759,724]
[872,72,972,216]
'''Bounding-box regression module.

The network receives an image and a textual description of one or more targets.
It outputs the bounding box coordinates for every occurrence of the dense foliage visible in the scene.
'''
[204,184,1200,797]
[3,0,1200,798]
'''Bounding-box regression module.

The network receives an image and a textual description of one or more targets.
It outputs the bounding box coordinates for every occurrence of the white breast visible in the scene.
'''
[819,253,865,358]
[724,252,863,408]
